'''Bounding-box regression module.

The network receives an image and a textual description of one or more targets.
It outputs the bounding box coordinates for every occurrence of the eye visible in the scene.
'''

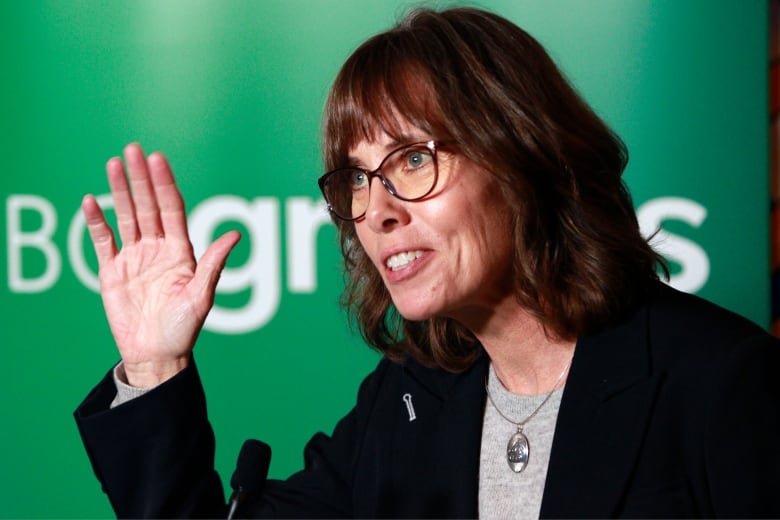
[350,170,368,190]
[405,150,433,169]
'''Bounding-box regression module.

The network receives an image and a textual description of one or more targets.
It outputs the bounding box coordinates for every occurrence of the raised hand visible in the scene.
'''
[82,143,241,387]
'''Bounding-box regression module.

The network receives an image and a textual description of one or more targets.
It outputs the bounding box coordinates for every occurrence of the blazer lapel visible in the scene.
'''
[390,353,489,518]
[540,302,663,518]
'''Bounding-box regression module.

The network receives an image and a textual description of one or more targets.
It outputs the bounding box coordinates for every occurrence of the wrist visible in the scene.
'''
[123,356,190,388]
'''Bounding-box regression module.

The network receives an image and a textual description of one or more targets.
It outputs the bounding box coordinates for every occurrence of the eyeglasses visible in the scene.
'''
[318,140,441,221]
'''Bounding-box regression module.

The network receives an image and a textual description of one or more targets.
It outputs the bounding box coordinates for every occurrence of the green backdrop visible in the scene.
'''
[0,1,769,517]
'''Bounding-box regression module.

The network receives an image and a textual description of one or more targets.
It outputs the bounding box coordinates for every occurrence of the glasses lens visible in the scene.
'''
[323,169,369,220]
[322,143,438,220]
[382,144,437,201]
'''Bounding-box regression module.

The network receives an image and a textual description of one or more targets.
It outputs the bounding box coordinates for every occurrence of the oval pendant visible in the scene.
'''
[507,431,530,473]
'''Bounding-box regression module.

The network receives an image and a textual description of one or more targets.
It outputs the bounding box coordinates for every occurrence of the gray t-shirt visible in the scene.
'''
[479,365,564,519]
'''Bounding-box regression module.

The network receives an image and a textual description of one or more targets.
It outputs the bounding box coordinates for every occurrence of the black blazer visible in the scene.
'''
[75,283,780,518]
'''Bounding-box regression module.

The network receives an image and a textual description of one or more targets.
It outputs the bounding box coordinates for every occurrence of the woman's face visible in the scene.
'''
[351,127,515,324]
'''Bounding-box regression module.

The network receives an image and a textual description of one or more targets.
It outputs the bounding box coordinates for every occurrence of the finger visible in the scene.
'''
[81,193,118,267]
[106,156,139,245]
[190,230,242,303]
[124,143,164,239]
[147,152,189,240]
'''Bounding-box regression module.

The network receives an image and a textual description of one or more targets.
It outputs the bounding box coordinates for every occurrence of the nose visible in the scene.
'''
[362,177,410,233]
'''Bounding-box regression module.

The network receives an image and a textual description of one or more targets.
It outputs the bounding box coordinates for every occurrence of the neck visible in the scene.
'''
[456,300,575,395]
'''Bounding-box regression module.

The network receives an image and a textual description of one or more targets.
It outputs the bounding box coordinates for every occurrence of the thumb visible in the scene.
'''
[191,230,242,302]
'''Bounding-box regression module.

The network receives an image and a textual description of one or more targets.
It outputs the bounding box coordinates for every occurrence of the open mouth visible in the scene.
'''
[386,250,424,271]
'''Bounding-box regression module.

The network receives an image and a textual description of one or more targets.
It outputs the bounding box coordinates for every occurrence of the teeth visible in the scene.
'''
[386,250,423,271]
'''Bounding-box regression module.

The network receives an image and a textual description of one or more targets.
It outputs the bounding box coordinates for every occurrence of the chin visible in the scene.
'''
[392,303,436,322]
[395,309,431,322]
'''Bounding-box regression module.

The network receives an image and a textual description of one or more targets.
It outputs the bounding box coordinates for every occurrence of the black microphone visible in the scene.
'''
[227,439,272,520]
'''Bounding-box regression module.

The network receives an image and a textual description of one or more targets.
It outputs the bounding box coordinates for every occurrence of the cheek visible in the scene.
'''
[469,203,515,270]
[353,223,381,266]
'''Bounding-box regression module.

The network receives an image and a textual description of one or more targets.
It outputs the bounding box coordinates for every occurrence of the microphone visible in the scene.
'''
[226,439,272,520]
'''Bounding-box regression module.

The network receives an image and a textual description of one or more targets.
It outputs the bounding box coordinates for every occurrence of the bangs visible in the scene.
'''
[323,32,446,170]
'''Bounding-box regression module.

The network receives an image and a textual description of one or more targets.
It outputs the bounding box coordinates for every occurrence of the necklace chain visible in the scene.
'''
[485,356,573,431]
[485,356,574,473]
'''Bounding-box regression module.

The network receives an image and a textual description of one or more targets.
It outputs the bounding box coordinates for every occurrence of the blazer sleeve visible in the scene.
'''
[74,361,227,518]
[705,332,780,518]
[74,358,390,519]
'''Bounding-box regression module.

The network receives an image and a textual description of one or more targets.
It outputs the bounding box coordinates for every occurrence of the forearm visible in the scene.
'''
[75,362,227,518]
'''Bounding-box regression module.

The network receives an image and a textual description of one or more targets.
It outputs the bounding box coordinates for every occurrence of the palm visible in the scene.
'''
[82,144,240,386]
[100,237,199,361]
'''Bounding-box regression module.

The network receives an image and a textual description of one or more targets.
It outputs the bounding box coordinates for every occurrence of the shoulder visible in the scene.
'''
[628,282,780,404]
[643,282,777,357]
[574,281,778,389]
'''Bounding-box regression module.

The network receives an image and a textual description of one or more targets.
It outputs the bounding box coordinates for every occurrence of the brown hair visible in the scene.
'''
[323,7,666,372]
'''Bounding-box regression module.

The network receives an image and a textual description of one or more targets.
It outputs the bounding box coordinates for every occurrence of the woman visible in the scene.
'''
[75,7,780,518]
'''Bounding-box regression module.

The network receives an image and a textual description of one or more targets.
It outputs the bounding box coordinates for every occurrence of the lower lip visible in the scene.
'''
[383,252,432,283]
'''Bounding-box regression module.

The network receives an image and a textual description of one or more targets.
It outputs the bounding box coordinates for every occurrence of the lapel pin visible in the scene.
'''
[402,393,417,422]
